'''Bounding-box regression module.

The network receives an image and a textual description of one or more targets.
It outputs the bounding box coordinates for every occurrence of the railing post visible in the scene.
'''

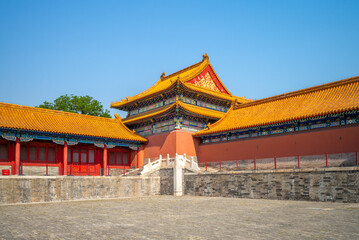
[274,156,277,169]
[254,158,256,170]
[159,154,162,167]
[297,155,300,168]
[326,153,328,167]
[46,164,48,176]
[173,153,183,196]
[236,160,239,171]
[148,158,151,170]
[123,166,126,176]
[167,154,170,166]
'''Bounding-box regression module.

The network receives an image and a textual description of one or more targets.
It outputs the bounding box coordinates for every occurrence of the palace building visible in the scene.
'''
[0,103,146,176]
[110,54,251,160]
[0,55,358,175]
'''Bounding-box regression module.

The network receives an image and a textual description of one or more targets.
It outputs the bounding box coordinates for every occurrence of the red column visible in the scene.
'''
[14,137,20,175]
[63,141,68,175]
[136,148,139,168]
[103,145,107,176]
[326,153,328,167]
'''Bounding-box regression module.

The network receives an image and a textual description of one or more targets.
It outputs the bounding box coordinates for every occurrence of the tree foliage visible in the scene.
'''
[37,94,111,118]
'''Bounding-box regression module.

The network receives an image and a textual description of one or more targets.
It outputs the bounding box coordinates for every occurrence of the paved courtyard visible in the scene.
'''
[0,196,358,240]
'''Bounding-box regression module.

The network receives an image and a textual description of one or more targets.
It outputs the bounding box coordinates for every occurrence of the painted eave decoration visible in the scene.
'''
[0,102,147,142]
[110,54,250,109]
[194,75,359,136]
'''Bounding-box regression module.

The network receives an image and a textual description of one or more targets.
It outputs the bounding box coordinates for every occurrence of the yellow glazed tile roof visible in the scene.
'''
[178,101,225,119]
[122,100,225,124]
[111,55,249,108]
[183,83,250,103]
[194,76,359,136]
[0,103,147,142]
[122,104,175,124]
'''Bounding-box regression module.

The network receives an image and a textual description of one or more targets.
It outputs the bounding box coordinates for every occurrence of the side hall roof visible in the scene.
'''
[122,100,225,125]
[194,75,359,136]
[110,55,250,109]
[0,102,147,142]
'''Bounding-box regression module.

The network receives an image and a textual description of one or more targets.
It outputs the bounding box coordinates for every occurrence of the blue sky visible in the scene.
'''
[0,0,358,117]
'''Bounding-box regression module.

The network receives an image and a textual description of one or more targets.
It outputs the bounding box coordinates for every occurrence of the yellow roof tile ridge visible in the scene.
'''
[0,102,117,122]
[114,114,147,142]
[122,103,176,122]
[122,103,176,124]
[162,57,207,81]
[111,56,211,108]
[206,61,232,95]
[181,60,233,96]
[184,83,235,101]
[177,101,225,119]
[0,102,147,142]
[234,75,359,111]
[193,104,235,136]
[122,99,226,124]
[234,95,253,103]
[110,77,173,107]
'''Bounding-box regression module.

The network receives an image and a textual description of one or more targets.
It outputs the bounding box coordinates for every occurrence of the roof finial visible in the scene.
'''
[202,53,209,61]
[160,72,166,80]
[114,114,121,120]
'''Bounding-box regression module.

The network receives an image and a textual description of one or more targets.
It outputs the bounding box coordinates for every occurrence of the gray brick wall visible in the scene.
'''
[0,176,160,204]
[184,167,359,203]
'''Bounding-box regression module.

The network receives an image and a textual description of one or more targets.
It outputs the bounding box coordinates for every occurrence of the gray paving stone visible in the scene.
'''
[0,196,358,239]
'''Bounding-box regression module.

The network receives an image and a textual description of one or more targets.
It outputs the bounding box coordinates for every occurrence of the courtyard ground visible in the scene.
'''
[0,196,358,240]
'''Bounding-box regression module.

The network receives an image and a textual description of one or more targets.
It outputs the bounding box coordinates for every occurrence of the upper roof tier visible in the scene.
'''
[194,75,359,136]
[0,102,147,142]
[111,55,251,109]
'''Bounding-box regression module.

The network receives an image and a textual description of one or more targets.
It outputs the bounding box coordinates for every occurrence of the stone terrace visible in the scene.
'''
[0,196,358,239]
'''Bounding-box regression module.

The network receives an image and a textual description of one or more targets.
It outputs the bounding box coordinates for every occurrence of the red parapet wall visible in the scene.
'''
[198,125,359,163]
[143,130,201,160]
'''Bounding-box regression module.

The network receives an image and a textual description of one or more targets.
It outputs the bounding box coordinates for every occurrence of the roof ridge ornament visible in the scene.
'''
[114,113,121,120]
[160,72,166,81]
[202,53,209,61]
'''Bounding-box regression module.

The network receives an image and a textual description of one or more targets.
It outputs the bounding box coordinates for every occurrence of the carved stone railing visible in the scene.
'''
[141,153,200,176]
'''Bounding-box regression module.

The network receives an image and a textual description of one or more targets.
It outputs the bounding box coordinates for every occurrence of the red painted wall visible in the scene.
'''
[143,130,201,160]
[197,125,359,162]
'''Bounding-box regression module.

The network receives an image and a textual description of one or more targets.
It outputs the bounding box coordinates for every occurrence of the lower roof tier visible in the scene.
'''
[0,102,147,143]
[195,75,359,136]
[122,100,226,125]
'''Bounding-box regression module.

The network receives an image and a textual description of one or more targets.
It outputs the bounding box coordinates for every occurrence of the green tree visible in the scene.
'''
[37,94,111,118]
